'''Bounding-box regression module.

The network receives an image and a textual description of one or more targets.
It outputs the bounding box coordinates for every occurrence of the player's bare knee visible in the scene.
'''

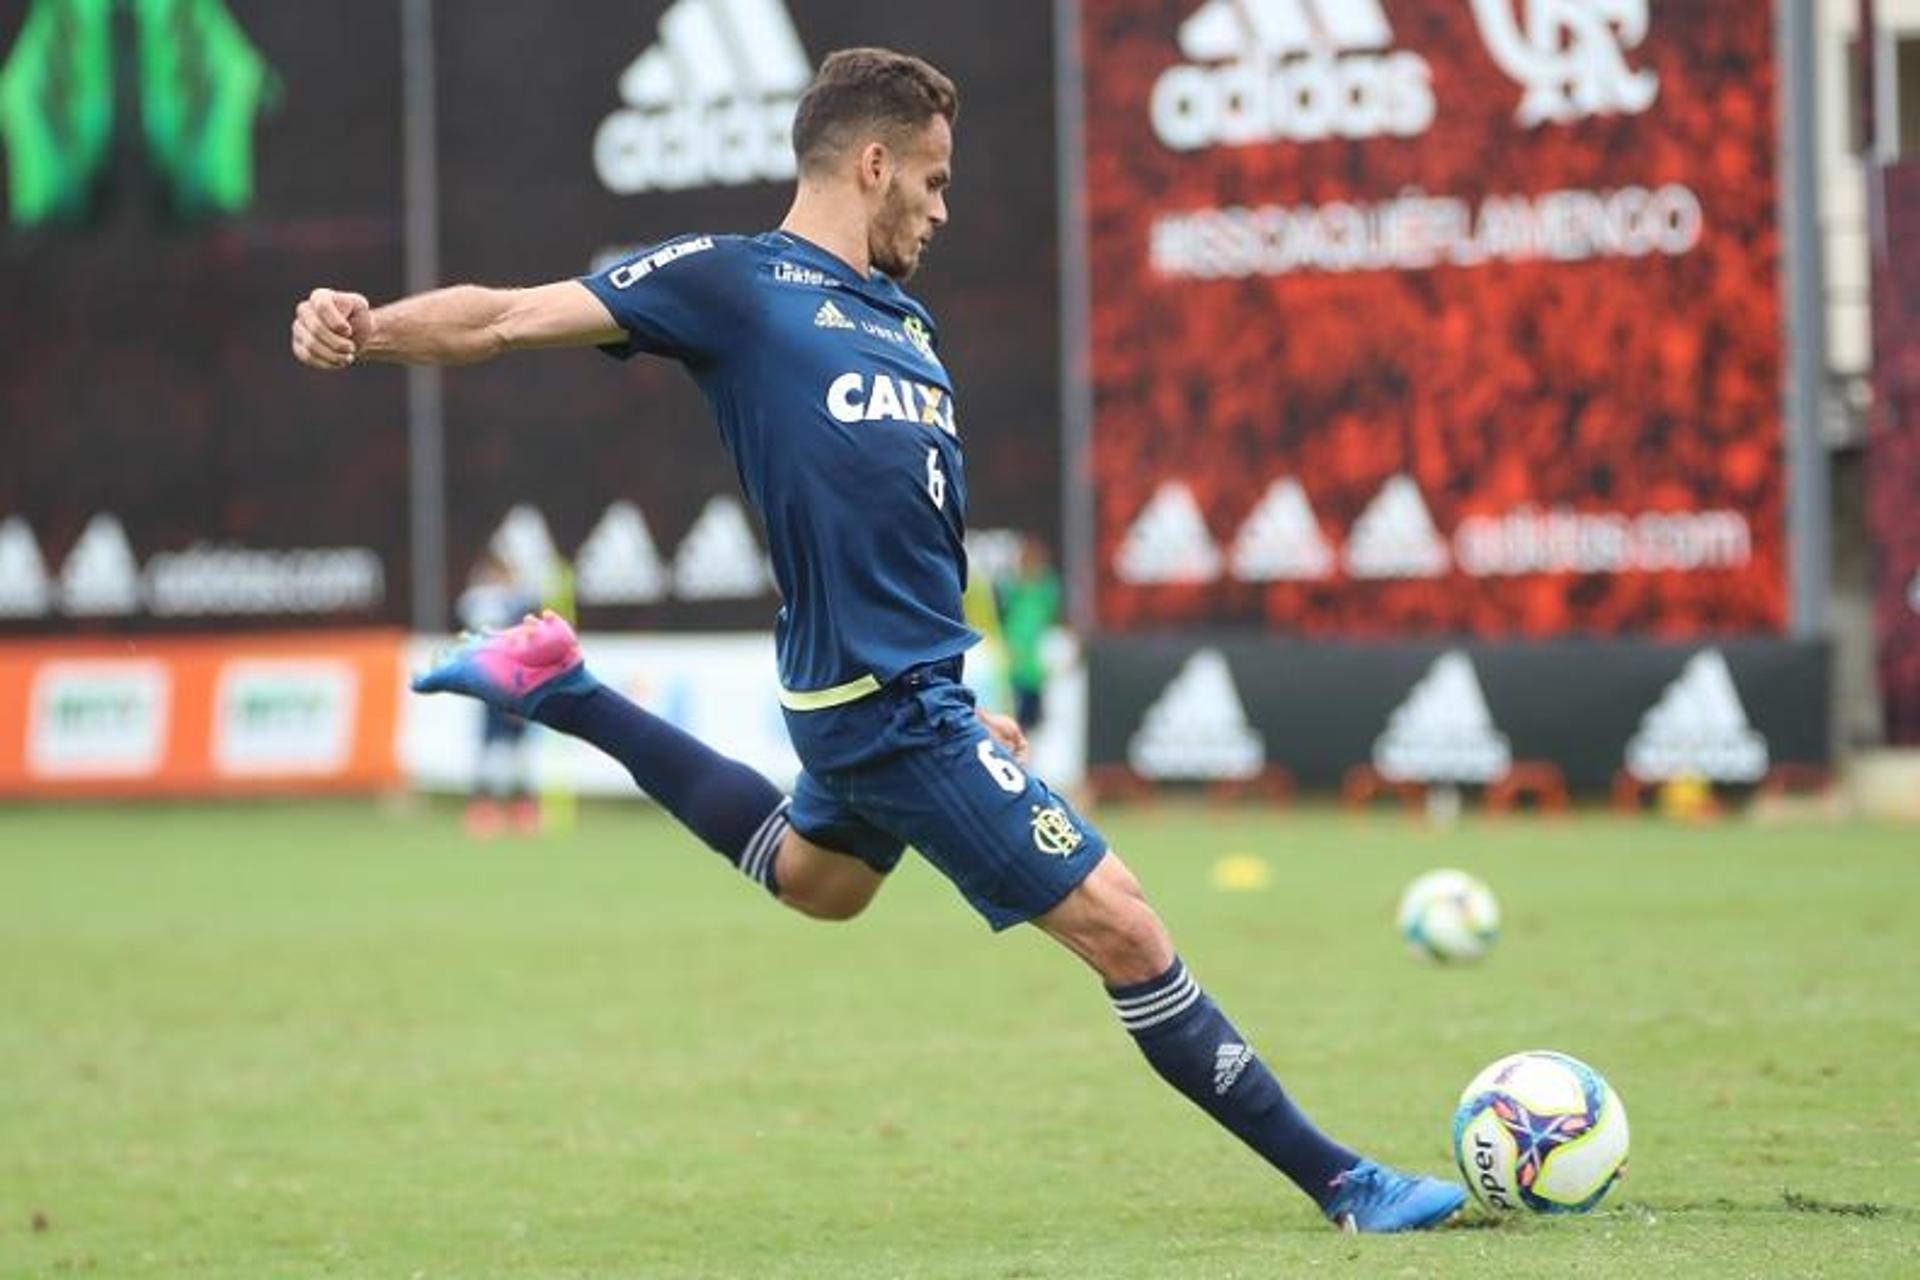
[1085,901,1174,984]
[780,885,872,922]
[773,834,882,922]
[1039,852,1175,984]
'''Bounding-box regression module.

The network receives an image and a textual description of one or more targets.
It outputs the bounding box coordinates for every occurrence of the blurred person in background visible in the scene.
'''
[288,46,1463,1233]
[456,550,543,838]
[995,533,1061,731]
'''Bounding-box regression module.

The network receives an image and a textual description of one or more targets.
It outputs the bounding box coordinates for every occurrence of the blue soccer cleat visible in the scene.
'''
[1323,1159,1468,1234]
[412,609,595,718]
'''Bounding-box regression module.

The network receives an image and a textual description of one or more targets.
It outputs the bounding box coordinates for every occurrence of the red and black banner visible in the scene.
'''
[1869,160,1920,744]
[1081,0,1783,636]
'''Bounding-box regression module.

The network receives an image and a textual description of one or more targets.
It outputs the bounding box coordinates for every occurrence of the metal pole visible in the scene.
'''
[1054,0,1096,633]
[1778,0,1830,638]
[403,0,447,632]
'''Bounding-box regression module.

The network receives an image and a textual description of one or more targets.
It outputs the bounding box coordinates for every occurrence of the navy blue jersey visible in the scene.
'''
[580,231,977,707]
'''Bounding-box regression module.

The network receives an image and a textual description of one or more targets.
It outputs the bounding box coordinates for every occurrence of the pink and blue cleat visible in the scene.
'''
[1323,1159,1468,1234]
[412,609,595,718]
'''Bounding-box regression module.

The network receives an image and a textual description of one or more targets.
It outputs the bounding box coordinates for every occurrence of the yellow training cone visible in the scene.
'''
[1210,854,1271,892]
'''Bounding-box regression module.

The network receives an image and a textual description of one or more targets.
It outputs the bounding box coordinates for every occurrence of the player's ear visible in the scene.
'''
[856,140,890,191]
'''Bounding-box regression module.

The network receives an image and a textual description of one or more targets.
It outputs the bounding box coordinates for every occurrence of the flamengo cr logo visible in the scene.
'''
[1150,0,1435,149]
[1467,0,1659,126]
[595,0,813,193]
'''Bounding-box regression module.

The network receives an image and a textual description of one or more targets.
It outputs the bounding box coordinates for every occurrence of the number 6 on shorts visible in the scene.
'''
[975,739,1025,793]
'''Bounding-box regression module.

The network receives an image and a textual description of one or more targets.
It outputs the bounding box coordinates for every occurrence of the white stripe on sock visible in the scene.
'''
[1110,964,1189,1010]
[1111,973,1196,1021]
[1118,984,1203,1032]
[740,802,790,887]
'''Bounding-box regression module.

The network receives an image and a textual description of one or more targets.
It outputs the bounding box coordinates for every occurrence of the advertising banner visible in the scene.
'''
[0,1,410,634]
[0,630,405,795]
[1869,160,1920,744]
[429,0,1064,632]
[401,630,1089,795]
[1081,0,1783,636]
[1089,633,1827,793]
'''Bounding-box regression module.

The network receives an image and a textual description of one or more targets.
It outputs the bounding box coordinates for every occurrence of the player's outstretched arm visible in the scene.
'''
[290,280,625,371]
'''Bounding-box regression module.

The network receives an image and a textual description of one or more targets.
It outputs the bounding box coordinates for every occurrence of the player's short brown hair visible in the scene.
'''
[792,48,959,176]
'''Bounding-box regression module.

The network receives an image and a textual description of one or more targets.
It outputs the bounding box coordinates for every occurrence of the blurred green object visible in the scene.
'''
[0,0,274,228]
[0,0,114,226]
[133,0,276,218]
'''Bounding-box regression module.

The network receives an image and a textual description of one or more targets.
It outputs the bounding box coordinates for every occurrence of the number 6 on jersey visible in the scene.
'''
[925,447,947,510]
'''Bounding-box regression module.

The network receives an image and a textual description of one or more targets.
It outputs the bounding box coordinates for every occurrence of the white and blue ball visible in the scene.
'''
[1452,1050,1630,1214]
[1396,869,1500,962]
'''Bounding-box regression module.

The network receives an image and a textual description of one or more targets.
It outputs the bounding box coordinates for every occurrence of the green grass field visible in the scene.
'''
[1,800,1914,1278]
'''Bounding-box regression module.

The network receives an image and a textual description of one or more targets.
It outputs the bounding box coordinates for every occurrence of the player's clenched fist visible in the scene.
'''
[291,287,372,370]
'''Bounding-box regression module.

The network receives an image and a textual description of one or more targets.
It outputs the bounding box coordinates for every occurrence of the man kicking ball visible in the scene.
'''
[289,46,1464,1234]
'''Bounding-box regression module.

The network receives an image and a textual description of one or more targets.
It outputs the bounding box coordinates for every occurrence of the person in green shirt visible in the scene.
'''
[996,533,1062,731]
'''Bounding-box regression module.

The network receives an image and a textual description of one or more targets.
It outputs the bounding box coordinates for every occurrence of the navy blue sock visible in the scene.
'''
[1107,958,1358,1208]
[534,683,788,895]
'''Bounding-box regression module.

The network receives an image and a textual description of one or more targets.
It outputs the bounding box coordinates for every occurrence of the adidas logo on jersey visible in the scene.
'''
[1624,649,1768,783]
[594,0,812,194]
[825,372,957,436]
[1150,0,1435,150]
[1128,648,1264,780]
[813,300,854,330]
[1373,650,1511,783]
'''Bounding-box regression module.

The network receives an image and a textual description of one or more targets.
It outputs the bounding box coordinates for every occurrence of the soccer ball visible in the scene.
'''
[1395,869,1499,962]
[1452,1050,1630,1214]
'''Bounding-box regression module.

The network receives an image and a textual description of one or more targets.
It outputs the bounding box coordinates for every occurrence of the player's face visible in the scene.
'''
[869,116,951,281]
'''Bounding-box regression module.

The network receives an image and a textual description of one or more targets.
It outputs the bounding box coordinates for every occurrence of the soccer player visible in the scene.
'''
[289,48,1464,1234]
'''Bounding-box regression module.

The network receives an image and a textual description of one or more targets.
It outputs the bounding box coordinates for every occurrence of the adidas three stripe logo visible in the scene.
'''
[595,0,814,194]
[1151,0,1436,148]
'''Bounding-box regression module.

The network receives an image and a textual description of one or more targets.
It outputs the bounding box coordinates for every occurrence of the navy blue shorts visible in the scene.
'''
[783,661,1107,931]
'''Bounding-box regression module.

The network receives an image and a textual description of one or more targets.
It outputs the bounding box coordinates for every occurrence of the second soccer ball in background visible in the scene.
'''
[1396,868,1501,962]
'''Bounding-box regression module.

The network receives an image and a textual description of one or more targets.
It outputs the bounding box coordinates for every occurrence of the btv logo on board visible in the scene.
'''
[1150,0,1435,149]
[28,662,171,780]
[213,662,357,777]
[595,0,813,193]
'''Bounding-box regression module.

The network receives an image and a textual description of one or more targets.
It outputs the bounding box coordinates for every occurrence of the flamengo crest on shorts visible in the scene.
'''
[1030,804,1083,856]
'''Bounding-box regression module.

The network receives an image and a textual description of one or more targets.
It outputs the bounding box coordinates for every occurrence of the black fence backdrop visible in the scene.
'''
[0,0,408,632]
[1089,634,1829,793]
[433,0,1062,630]
[0,0,1061,633]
